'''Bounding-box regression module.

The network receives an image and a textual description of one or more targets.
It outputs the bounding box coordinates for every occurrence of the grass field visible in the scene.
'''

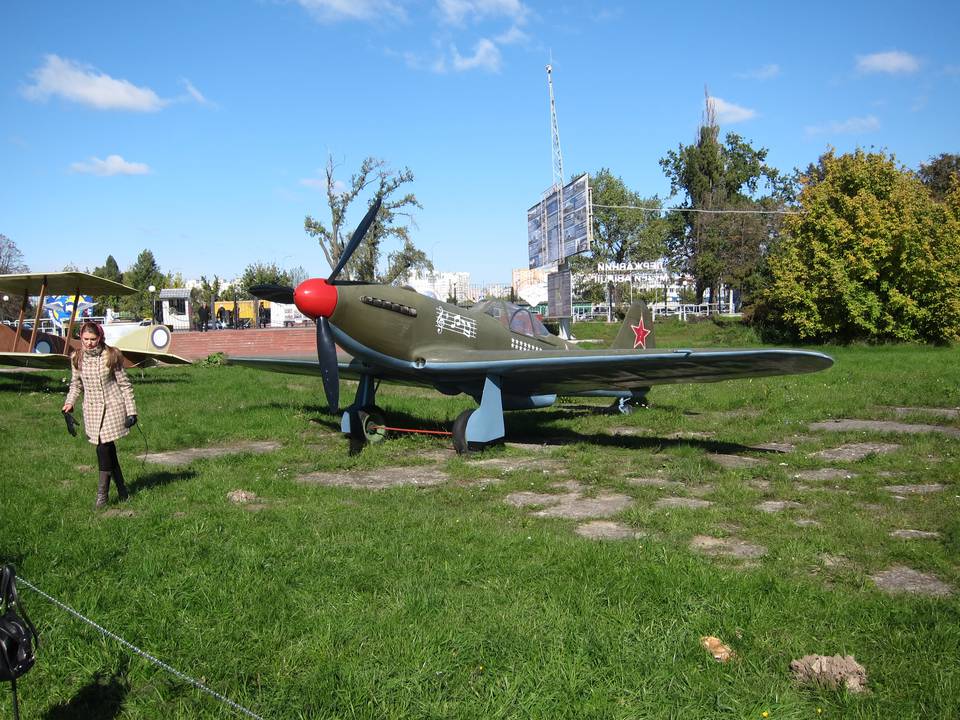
[2,319,959,719]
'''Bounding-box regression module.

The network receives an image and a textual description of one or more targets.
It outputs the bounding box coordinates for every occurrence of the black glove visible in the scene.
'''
[62,410,77,436]
[124,415,138,428]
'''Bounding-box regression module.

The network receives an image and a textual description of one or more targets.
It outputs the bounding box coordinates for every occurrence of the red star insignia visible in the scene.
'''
[631,317,650,349]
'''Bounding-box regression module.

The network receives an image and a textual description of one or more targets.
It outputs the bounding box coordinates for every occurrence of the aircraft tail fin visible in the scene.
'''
[112,325,191,366]
[611,302,655,350]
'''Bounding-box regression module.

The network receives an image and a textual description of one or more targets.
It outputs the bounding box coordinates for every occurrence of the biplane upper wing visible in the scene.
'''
[0,271,135,296]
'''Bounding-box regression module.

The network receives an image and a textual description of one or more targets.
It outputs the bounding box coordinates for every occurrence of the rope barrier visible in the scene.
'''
[17,576,267,720]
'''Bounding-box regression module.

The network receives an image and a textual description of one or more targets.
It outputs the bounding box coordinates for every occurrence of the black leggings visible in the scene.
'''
[96,442,120,472]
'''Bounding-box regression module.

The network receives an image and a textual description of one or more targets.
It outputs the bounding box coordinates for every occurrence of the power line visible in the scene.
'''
[591,203,806,216]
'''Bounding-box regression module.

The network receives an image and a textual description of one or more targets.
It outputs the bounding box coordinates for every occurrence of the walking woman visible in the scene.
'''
[62,321,138,508]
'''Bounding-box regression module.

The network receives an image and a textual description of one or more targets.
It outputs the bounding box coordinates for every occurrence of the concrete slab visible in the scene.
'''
[792,468,858,482]
[297,466,449,490]
[809,443,900,462]
[690,535,767,559]
[871,566,953,597]
[533,493,634,520]
[141,440,282,466]
[890,529,941,539]
[575,521,642,540]
[654,497,713,510]
[883,484,945,495]
[755,500,803,513]
[707,454,764,469]
[810,419,960,438]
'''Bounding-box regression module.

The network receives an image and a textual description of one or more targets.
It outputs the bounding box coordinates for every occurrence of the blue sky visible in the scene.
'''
[2,0,958,284]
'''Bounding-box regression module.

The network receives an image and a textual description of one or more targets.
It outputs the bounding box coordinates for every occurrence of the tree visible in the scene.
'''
[122,250,164,319]
[572,169,667,309]
[92,255,124,316]
[757,149,960,344]
[190,275,221,328]
[0,234,28,320]
[919,153,960,201]
[660,94,790,304]
[304,155,432,283]
[236,262,291,299]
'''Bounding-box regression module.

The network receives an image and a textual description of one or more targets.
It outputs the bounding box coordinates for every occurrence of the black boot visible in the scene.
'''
[95,471,111,509]
[113,465,129,501]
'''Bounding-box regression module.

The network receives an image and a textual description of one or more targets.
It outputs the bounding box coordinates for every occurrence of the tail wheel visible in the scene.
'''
[451,409,474,455]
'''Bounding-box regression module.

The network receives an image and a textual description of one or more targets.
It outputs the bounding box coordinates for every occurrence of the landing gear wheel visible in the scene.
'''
[452,409,475,455]
[358,405,387,444]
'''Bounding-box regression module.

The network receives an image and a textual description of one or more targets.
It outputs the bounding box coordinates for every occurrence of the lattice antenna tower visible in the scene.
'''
[547,63,564,192]
[546,62,567,263]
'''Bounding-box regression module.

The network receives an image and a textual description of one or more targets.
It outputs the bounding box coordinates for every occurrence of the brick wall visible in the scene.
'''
[170,327,317,361]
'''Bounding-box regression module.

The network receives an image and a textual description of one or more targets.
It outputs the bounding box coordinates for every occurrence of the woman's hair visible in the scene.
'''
[72,321,121,370]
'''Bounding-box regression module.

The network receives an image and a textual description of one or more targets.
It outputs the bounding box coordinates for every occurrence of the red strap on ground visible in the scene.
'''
[371,425,453,436]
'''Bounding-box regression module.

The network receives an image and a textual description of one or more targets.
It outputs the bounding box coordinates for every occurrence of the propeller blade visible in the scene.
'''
[316,316,339,414]
[249,283,295,304]
[328,194,383,281]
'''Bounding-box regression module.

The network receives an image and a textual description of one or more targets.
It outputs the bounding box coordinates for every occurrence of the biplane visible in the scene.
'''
[231,197,834,453]
[0,272,190,369]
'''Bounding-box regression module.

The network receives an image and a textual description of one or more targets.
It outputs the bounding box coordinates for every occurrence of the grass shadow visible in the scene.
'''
[129,469,198,495]
[43,658,129,720]
[0,372,62,393]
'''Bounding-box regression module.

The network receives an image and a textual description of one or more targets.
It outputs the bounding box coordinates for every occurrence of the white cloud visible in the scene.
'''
[438,0,530,26]
[181,79,212,106]
[738,63,780,80]
[70,155,151,176]
[856,50,920,75]
[295,0,404,22]
[451,38,502,72]
[708,96,756,124]
[23,55,166,111]
[495,24,528,45]
[805,115,881,136]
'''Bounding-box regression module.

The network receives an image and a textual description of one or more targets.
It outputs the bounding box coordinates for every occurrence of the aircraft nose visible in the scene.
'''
[294,278,338,319]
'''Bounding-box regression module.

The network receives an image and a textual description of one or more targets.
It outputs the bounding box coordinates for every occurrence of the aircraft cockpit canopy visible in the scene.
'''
[475,299,550,338]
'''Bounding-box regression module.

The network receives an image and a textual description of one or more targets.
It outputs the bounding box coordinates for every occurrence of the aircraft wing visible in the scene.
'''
[228,347,833,395]
[421,348,834,394]
[0,271,135,296]
[121,350,192,367]
[0,352,71,370]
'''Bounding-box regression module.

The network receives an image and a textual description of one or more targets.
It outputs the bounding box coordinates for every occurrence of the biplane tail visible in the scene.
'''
[611,302,655,350]
[112,325,191,366]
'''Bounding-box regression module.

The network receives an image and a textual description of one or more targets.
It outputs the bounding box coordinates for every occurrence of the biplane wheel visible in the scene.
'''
[451,409,474,455]
[358,406,387,444]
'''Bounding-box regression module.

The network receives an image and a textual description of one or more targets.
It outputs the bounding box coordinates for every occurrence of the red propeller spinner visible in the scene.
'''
[294,278,338,319]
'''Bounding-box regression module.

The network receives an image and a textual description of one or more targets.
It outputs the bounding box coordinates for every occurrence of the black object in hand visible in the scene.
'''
[62,410,76,436]
[124,415,137,428]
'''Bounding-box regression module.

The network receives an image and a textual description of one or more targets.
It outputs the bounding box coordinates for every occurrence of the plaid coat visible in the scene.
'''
[65,350,137,445]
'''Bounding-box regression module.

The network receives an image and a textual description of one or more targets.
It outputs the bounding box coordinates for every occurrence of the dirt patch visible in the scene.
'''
[755,500,803,513]
[100,508,135,518]
[809,442,900,462]
[794,519,822,528]
[883,484,945,495]
[575,521,642,540]
[810,419,960,439]
[790,655,867,694]
[664,431,715,440]
[891,406,959,419]
[890,529,940,539]
[690,535,767,559]
[747,479,771,491]
[686,484,715,497]
[627,477,684,490]
[550,480,586,492]
[297,466,448,490]
[871,566,953,597]
[707,454,763,469]
[227,489,258,504]
[74,464,94,472]
[655,497,713,510]
[792,468,857,482]
[142,440,282,466]
[533,493,634,520]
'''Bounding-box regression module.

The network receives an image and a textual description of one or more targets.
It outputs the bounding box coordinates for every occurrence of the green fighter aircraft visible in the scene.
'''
[234,197,833,453]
